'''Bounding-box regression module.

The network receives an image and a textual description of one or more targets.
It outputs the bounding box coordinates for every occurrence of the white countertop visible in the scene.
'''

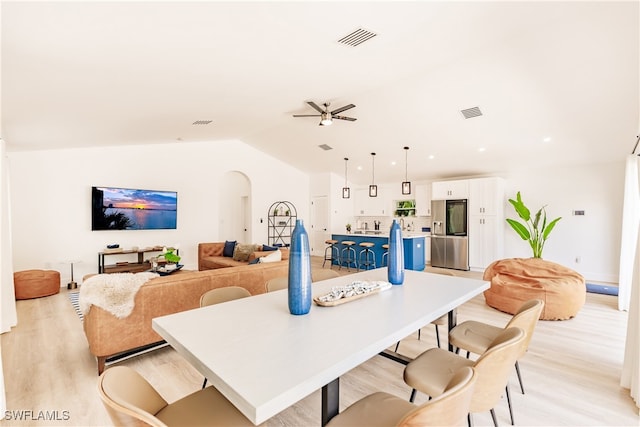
[336,232,428,239]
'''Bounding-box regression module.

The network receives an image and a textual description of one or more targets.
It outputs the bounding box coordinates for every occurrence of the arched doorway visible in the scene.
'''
[219,171,251,243]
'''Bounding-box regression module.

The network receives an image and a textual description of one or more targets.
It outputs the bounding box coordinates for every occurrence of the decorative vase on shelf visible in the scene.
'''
[288,219,312,315]
[388,219,405,285]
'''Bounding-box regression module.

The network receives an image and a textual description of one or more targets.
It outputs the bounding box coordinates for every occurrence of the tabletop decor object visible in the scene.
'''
[314,280,392,306]
[288,219,312,315]
[388,219,405,285]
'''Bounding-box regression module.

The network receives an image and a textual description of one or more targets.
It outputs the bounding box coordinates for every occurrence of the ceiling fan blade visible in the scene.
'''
[307,101,325,113]
[293,114,321,117]
[332,115,357,122]
[330,104,355,115]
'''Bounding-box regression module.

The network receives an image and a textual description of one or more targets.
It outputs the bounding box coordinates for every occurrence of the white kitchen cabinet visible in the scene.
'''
[431,179,469,200]
[468,177,505,271]
[415,184,431,216]
[354,187,389,216]
[469,177,505,216]
[468,216,503,271]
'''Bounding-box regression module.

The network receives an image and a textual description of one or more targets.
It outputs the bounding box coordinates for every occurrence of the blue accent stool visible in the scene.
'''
[388,219,405,285]
[288,220,312,315]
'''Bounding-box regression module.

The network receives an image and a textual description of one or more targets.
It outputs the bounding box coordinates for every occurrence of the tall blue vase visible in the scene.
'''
[288,219,312,315]
[388,219,405,285]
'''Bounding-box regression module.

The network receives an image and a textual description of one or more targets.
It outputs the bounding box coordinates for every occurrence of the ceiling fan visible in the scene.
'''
[293,101,357,126]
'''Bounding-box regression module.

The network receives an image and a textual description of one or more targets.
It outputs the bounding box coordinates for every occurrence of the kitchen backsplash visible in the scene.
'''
[351,216,431,234]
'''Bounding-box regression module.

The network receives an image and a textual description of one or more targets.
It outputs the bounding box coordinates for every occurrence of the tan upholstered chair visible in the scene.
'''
[449,299,544,395]
[327,366,476,427]
[404,327,525,427]
[199,286,251,307]
[199,286,251,387]
[265,269,340,293]
[98,365,253,427]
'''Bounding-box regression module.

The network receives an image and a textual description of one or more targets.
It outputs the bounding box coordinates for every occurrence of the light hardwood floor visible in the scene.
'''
[1,259,638,426]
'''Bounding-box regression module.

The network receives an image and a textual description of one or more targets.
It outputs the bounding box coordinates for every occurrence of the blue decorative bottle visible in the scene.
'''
[288,219,312,315]
[388,219,405,285]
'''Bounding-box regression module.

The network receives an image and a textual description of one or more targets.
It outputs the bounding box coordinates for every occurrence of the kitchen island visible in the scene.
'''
[331,233,426,271]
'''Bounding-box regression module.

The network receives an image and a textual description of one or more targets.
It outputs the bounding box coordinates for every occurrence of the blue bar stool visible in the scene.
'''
[381,243,389,267]
[358,242,376,270]
[322,239,340,269]
[339,241,358,271]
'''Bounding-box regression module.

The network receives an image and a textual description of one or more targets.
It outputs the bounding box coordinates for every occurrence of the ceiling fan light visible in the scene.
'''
[320,112,333,126]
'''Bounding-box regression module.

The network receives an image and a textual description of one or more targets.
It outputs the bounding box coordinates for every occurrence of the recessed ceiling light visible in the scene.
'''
[428,155,435,160]
[478,147,486,152]
[357,166,363,171]
[391,161,397,166]
[543,137,552,142]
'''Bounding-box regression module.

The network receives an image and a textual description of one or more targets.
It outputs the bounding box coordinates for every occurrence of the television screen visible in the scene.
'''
[92,186,177,230]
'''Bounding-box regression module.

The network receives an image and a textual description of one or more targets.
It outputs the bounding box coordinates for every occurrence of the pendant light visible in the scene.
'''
[402,146,411,195]
[369,152,378,197]
[342,157,350,198]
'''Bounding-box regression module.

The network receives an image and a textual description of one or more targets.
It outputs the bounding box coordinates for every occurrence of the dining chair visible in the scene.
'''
[200,286,251,387]
[327,366,476,427]
[395,270,456,352]
[404,327,525,427]
[98,365,253,427]
[448,299,544,395]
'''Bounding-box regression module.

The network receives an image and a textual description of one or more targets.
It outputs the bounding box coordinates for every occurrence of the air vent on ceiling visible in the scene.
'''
[460,107,483,119]
[318,144,333,151]
[338,28,377,47]
[192,120,212,125]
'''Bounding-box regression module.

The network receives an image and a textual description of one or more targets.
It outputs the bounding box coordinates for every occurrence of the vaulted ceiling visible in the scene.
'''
[2,1,638,184]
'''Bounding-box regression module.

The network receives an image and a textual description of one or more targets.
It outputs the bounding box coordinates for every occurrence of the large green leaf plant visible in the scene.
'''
[506,192,561,258]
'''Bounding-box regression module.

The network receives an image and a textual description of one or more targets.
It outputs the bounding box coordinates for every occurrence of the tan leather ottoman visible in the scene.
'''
[14,269,61,300]
[483,258,586,320]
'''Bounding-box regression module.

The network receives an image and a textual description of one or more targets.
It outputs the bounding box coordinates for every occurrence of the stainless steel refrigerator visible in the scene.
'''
[431,199,469,270]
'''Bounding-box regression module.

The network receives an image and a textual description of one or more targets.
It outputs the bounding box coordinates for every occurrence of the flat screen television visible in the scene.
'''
[92,186,177,230]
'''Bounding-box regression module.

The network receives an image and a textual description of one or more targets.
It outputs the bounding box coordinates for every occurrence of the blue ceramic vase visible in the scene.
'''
[288,219,312,315]
[388,219,405,285]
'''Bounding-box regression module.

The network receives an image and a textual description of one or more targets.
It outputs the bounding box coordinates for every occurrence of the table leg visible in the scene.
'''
[447,308,457,352]
[321,378,339,426]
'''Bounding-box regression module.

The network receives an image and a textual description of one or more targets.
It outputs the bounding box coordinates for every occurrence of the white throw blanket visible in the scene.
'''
[79,272,159,319]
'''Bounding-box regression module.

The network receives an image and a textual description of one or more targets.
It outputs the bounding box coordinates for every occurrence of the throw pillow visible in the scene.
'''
[248,258,260,265]
[233,243,261,262]
[259,250,282,263]
[262,244,278,251]
[223,241,237,257]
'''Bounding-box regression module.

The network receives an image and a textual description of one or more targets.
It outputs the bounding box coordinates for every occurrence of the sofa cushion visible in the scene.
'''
[223,241,236,257]
[233,244,262,262]
[259,250,282,263]
[262,245,278,251]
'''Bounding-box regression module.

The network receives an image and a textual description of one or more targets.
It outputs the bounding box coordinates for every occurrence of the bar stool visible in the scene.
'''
[381,243,389,267]
[340,241,358,271]
[322,239,340,269]
[358,242,376,270]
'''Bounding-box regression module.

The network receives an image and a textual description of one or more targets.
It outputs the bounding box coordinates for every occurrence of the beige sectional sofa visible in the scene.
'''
[198,241,289,270]
[82,261,289,374]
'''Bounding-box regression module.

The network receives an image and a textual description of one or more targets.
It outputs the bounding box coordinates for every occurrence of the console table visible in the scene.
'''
[98,246,173,273]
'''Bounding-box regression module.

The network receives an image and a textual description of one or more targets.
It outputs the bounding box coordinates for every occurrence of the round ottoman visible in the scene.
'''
[14,269,61,300]
[483,258,586,320]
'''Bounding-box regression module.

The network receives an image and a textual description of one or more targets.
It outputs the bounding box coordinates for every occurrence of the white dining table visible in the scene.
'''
[152,268,489,425]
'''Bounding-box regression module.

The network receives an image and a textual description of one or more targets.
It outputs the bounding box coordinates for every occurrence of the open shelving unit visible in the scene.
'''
[267,201,297,247]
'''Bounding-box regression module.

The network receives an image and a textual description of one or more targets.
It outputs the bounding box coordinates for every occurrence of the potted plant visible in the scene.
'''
[506,191,561,258]
[346,223,352,233]
[158,247,181,270]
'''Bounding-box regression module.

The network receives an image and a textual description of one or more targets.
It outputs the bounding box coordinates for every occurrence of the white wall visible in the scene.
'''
[8,140,309,282]
[502,160,624,283]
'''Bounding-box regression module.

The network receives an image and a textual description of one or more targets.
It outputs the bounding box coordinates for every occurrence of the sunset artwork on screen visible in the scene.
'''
[91,186,177,230]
